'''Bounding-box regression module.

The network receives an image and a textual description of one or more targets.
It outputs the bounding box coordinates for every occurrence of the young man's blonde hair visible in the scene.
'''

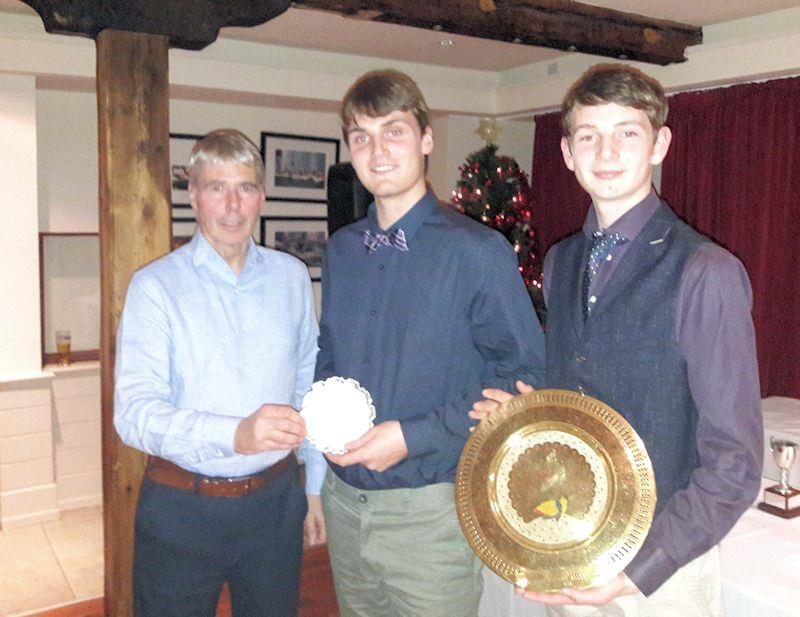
[188,129,264,188]
[561,64,668,138]
[340,69,430,139]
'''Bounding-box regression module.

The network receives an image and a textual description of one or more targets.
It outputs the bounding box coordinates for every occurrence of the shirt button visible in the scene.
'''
[370,309,377,316]
[606,254,613,261]
[358,494,368,504]
[588,295,597,304]
[575,354,586,363]
[378,264,385,271]
[363,356,369,363]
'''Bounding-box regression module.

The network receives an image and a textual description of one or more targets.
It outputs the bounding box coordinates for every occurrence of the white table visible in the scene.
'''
[720,480,800,617]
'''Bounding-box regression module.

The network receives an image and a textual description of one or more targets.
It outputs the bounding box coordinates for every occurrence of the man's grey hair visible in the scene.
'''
[187,129,265,188]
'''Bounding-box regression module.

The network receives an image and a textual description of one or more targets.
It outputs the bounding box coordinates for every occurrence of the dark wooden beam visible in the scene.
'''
[96,29,171,616]
[292,0,703,65]
[19,0,291,49]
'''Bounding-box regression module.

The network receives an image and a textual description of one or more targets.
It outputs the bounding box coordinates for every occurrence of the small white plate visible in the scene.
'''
[301,377,376,454]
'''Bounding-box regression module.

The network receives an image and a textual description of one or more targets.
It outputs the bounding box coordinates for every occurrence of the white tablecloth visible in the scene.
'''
[720,478,800,617]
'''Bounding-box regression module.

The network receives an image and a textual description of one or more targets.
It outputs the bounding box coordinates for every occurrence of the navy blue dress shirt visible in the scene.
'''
[316,191,546,490]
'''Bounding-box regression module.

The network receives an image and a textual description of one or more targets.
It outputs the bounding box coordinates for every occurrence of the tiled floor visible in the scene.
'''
[0,507,103,617]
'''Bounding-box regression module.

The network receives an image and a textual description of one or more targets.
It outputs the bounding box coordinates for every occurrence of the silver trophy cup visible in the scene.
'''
[770,437,798,495]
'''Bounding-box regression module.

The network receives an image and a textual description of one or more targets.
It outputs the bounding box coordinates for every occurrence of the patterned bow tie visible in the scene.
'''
[363,228,409,253]
[582,230,626,319]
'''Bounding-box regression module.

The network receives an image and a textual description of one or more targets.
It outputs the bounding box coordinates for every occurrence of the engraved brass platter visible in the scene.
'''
[456,389,655,592]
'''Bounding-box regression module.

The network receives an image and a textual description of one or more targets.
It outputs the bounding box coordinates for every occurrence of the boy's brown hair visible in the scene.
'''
[340,69,430,139]
[562,64,668,138]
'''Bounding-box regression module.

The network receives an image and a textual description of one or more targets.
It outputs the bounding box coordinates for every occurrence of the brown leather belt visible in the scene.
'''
[145,454,295,498]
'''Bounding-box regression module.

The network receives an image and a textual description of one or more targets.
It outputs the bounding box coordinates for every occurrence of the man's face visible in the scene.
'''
[561,103,671,217]
[189,161,263,259]
[346,110,433,209]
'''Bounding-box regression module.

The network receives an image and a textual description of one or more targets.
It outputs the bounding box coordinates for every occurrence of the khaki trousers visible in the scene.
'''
[547,547,723,617]
[321,470,482,617]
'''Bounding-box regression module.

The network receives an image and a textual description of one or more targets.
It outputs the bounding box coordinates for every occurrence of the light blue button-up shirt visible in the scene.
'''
[114,232,326,493]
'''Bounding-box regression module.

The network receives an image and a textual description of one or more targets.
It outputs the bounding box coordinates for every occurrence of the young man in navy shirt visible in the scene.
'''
[316,69,546,616]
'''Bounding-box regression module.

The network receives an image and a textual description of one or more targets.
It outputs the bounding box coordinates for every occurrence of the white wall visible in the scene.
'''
[37,89,98,232]
[0,74,41,379]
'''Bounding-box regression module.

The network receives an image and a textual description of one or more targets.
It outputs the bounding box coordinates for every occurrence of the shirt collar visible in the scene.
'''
[190,231,262,279]
[583,189,662,242]
[366,189,437,242]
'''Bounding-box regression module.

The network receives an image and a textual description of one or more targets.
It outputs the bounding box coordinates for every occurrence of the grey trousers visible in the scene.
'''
[321,470,482,617]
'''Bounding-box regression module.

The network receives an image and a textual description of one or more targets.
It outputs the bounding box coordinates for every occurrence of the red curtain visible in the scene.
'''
[530,77,800,397]
[661,76,800,398]
[530,112,589,255]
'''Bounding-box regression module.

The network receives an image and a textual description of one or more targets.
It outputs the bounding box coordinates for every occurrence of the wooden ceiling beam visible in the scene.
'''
[292,0,703,65]
[19,0,292,49]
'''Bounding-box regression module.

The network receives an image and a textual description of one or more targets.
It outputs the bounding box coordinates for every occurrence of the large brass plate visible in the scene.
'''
[456,389,655,592]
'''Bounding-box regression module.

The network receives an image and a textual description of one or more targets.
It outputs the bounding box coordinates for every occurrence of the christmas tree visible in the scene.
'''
[450,120,544,318]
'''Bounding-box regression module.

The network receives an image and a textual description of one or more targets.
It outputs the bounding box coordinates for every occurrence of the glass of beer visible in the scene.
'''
[56,330,71,366]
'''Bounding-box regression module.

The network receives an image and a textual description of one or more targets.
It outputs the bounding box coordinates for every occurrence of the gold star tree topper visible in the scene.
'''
[475,118,502,145]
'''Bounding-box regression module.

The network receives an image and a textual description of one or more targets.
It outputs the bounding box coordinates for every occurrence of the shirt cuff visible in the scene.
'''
[199,413,240,459]
[625,543,680,597]
[298,438,327,495]
[399,416,435,458]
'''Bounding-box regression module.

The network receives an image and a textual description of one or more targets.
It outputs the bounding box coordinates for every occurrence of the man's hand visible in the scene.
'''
[304,494,326,546]
[234,404,306,454]
[469,380,534,421]
[515,573,639,606]
[326,421,408,472]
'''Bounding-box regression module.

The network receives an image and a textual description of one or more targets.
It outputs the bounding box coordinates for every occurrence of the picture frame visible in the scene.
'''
[169,132,202,205]
[260,132,340,203]
[171,218,197,250]
[263,199,328,219]
[172,203,194,220]
[38,232,100,365]
[261,217,328,280]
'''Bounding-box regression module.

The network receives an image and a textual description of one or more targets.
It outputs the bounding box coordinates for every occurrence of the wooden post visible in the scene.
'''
[96,29,171,616]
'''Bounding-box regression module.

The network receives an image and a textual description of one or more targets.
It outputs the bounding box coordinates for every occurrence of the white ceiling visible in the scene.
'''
[2,0,800,70]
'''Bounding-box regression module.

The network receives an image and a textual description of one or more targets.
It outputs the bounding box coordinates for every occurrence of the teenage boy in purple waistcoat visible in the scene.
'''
[472,64,763,616]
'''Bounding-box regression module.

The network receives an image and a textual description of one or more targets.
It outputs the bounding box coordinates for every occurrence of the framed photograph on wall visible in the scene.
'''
[170,133,202,205]
[172,204,194,220]
[260,132,340,203]
[261,217,327,280]
[263,199,328,218]
[171,218,197,250]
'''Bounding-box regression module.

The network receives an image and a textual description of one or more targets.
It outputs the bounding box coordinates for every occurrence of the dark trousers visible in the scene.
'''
[133,464,307,617]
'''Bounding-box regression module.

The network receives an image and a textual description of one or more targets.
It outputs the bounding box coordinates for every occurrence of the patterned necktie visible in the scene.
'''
[582,230,626,319]
[363,228,409,253]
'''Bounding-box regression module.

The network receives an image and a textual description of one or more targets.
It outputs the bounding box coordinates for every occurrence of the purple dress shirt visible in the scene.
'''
[543,190,763,595]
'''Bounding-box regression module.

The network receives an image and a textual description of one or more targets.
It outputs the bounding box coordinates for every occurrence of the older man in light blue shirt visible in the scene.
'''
[114,129,326,617]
